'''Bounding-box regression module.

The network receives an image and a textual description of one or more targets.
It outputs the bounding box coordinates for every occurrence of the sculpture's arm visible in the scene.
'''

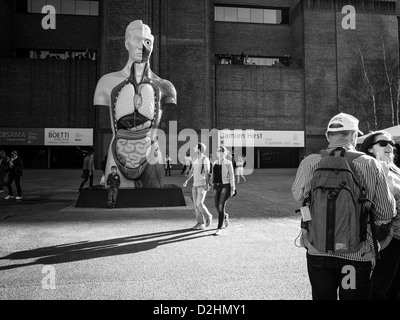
[160,80,177,107]
[148,70,177,107]
[93,74,118,107]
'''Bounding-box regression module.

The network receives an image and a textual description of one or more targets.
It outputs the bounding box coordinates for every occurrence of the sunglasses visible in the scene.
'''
[372,140,395,147]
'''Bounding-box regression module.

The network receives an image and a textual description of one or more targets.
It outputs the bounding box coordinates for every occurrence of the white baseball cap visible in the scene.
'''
[326,112,364,136]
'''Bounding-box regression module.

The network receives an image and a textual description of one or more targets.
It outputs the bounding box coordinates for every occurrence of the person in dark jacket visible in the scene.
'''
[79,152,95,192]
[0,149,10,193]
[106,165,120,208]
[5,150,23,200]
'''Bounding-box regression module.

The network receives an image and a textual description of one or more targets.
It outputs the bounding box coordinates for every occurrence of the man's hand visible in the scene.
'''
[183,180,188,188]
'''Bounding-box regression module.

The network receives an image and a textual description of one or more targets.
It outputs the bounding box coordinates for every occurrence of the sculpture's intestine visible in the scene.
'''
[116,137,151,169]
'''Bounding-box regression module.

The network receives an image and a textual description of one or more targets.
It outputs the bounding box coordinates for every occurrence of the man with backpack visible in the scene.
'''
[292,112,396,300]
[183,143,213,230]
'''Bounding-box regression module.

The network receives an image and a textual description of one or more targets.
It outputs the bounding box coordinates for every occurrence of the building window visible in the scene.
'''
[214,5,288,24]
[238,8,250,22]
[216,54,292,66]
[17,48,96,60]
[26,0,99,16]
[247,57,279,66]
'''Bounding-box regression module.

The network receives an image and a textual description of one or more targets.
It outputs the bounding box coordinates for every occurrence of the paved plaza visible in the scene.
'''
[0,168,311,300]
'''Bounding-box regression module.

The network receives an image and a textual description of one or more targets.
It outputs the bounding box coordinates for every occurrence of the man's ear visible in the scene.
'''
[325,132,330,143]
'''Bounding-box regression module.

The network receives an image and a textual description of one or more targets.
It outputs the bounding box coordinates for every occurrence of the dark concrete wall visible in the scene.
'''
[216,64,305,130]
[164,0,214,131]
[0,58,97,128]
[13,13,99,50]
[0,0,15,57]
[302,4,399,152]
[215,22,292,57]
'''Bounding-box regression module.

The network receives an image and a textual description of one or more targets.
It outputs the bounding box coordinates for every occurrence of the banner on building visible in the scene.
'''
[45,128,93,146]
[0,128,44,145]
[0,128,93,146]
[219,130,304,147]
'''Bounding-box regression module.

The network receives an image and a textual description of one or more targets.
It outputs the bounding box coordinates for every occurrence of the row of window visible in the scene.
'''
[216,54,292,67]
[26,0,99,16]
[214,6,289,24]
[15,48,97,60]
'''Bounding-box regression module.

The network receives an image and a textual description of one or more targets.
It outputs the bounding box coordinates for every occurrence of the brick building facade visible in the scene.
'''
[0,0,398,169]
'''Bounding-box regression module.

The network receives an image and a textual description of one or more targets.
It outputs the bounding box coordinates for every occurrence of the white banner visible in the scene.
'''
[219,130,304,147]
[45,128,93,146]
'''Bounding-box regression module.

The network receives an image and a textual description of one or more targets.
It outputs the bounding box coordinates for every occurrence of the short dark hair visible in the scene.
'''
[111,165,117,170]
[197,143,206,153]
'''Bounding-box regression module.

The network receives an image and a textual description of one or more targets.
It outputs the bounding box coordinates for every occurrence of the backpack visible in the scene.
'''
[304,147,374,254]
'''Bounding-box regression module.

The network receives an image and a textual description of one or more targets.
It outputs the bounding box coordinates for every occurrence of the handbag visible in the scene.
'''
[100,174,105,186]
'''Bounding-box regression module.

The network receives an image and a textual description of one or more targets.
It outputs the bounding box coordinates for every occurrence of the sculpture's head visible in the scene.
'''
[125,20,154,64]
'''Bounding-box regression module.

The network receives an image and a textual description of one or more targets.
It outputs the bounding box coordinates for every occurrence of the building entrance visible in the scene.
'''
[256,147,300,168]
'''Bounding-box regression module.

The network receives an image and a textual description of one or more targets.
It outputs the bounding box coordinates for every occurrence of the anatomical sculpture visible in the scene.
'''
[94,20,177,188]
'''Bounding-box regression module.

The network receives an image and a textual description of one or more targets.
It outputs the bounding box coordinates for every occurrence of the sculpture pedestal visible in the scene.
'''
[75,184,186,208]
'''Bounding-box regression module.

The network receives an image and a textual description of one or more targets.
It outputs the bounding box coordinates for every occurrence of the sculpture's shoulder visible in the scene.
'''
[94,71,128,106]
[148,70,177,106]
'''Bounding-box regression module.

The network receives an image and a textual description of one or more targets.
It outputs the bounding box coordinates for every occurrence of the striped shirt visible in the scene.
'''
[292,141,396,262]
[387,162,400,240]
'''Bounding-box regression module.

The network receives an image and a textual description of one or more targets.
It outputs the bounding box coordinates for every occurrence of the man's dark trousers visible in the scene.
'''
[307,253,372,300]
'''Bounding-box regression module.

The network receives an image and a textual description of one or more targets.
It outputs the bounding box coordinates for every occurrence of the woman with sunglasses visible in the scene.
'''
[360,130,400,299]
[210,146,236,236]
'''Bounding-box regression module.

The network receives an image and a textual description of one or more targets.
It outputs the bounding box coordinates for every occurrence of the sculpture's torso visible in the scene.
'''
[94,63,176,188]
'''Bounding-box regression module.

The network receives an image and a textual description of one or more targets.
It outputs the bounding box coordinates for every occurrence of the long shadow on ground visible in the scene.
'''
[0,228,212,271]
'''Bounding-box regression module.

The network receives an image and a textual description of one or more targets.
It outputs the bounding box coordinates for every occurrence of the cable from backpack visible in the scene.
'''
[294,228,305,248]
[361,198,380,260]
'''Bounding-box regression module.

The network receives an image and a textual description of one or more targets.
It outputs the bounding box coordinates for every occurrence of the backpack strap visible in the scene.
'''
[200,155,207,174]
[344,149,381,259]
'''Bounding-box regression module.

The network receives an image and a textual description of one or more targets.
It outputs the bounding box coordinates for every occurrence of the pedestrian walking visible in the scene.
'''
[100,155,108,187]
[235,155,246,183]
[183,143,213,230]
[210,146,236,236]
[79,152,95,192]
[360,130,400,300]
[106,165,120,208]
[292,112,396,300]
[165,154,172,176]
[5,150,23,200]
[181,154,192,176]
[0,149,10,194]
